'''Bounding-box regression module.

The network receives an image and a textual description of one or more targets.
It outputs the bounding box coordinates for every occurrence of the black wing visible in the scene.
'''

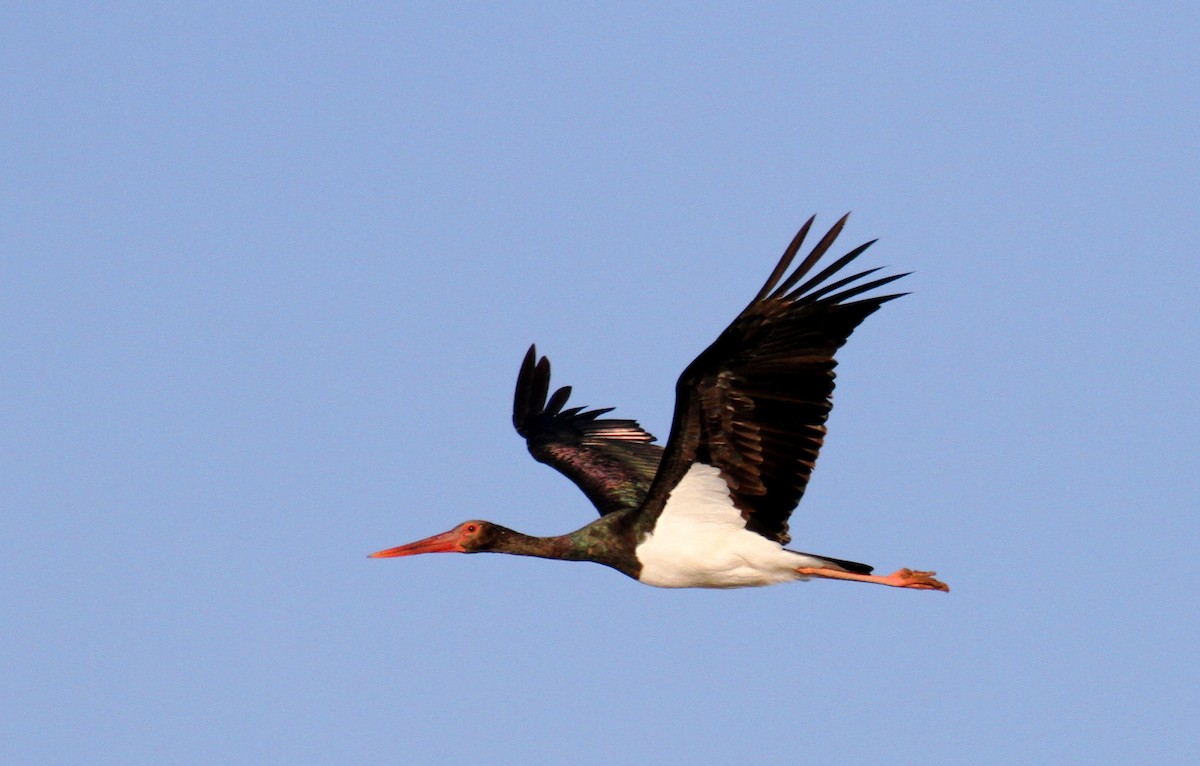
[633,215,906,544]
[513,345,663,516]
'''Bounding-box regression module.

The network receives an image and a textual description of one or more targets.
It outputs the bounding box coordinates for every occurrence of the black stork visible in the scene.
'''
[371,215,948,592]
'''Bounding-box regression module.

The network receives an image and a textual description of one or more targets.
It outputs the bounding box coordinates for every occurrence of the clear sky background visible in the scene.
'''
[4,4,1198,764]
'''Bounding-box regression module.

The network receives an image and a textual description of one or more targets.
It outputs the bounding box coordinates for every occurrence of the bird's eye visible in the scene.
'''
[465,524,478,533]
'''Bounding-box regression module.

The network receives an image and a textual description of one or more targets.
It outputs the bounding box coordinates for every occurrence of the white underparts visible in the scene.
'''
[635,462,828,588]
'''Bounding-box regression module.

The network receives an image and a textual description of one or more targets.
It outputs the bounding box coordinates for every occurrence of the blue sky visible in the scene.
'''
[4,4,1197,764]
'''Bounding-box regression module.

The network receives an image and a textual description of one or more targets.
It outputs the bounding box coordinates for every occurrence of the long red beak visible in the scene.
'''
[368,528,465,558]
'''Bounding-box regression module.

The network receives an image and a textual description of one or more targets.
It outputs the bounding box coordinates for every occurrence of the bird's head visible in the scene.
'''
[368,520,501,558]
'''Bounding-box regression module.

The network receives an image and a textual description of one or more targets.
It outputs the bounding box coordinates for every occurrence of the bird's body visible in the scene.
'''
[636,463,832,588]
[372,216,948,593]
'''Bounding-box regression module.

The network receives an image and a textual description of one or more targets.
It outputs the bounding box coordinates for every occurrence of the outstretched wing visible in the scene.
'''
[513,346,664,516]
[634,214,907,545]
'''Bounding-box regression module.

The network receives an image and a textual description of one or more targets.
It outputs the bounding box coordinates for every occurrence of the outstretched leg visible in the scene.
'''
[796,566,949,592]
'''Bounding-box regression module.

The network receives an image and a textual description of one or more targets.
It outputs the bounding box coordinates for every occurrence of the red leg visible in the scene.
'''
[796,566,949,592]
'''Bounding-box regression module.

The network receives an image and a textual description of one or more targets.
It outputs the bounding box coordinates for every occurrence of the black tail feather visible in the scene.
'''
[793,550,874,575]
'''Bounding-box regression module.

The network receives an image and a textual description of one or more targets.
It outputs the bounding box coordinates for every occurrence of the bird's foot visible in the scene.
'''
[881,568,949,592]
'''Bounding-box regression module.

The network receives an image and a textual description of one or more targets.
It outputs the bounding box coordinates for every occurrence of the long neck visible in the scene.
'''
[486,517,639,579]
[489,528,580,560]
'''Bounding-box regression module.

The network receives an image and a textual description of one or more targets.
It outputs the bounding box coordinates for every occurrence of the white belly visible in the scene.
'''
[635,463,826,588]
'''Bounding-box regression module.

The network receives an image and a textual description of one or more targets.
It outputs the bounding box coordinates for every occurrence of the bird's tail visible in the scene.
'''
[791,550,874,575]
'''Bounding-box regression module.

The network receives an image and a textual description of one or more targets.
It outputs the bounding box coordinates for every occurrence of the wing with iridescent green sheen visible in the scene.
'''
[513,346,663,517]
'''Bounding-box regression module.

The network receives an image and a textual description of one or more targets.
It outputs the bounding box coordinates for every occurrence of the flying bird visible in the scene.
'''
[371,216,948,592]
